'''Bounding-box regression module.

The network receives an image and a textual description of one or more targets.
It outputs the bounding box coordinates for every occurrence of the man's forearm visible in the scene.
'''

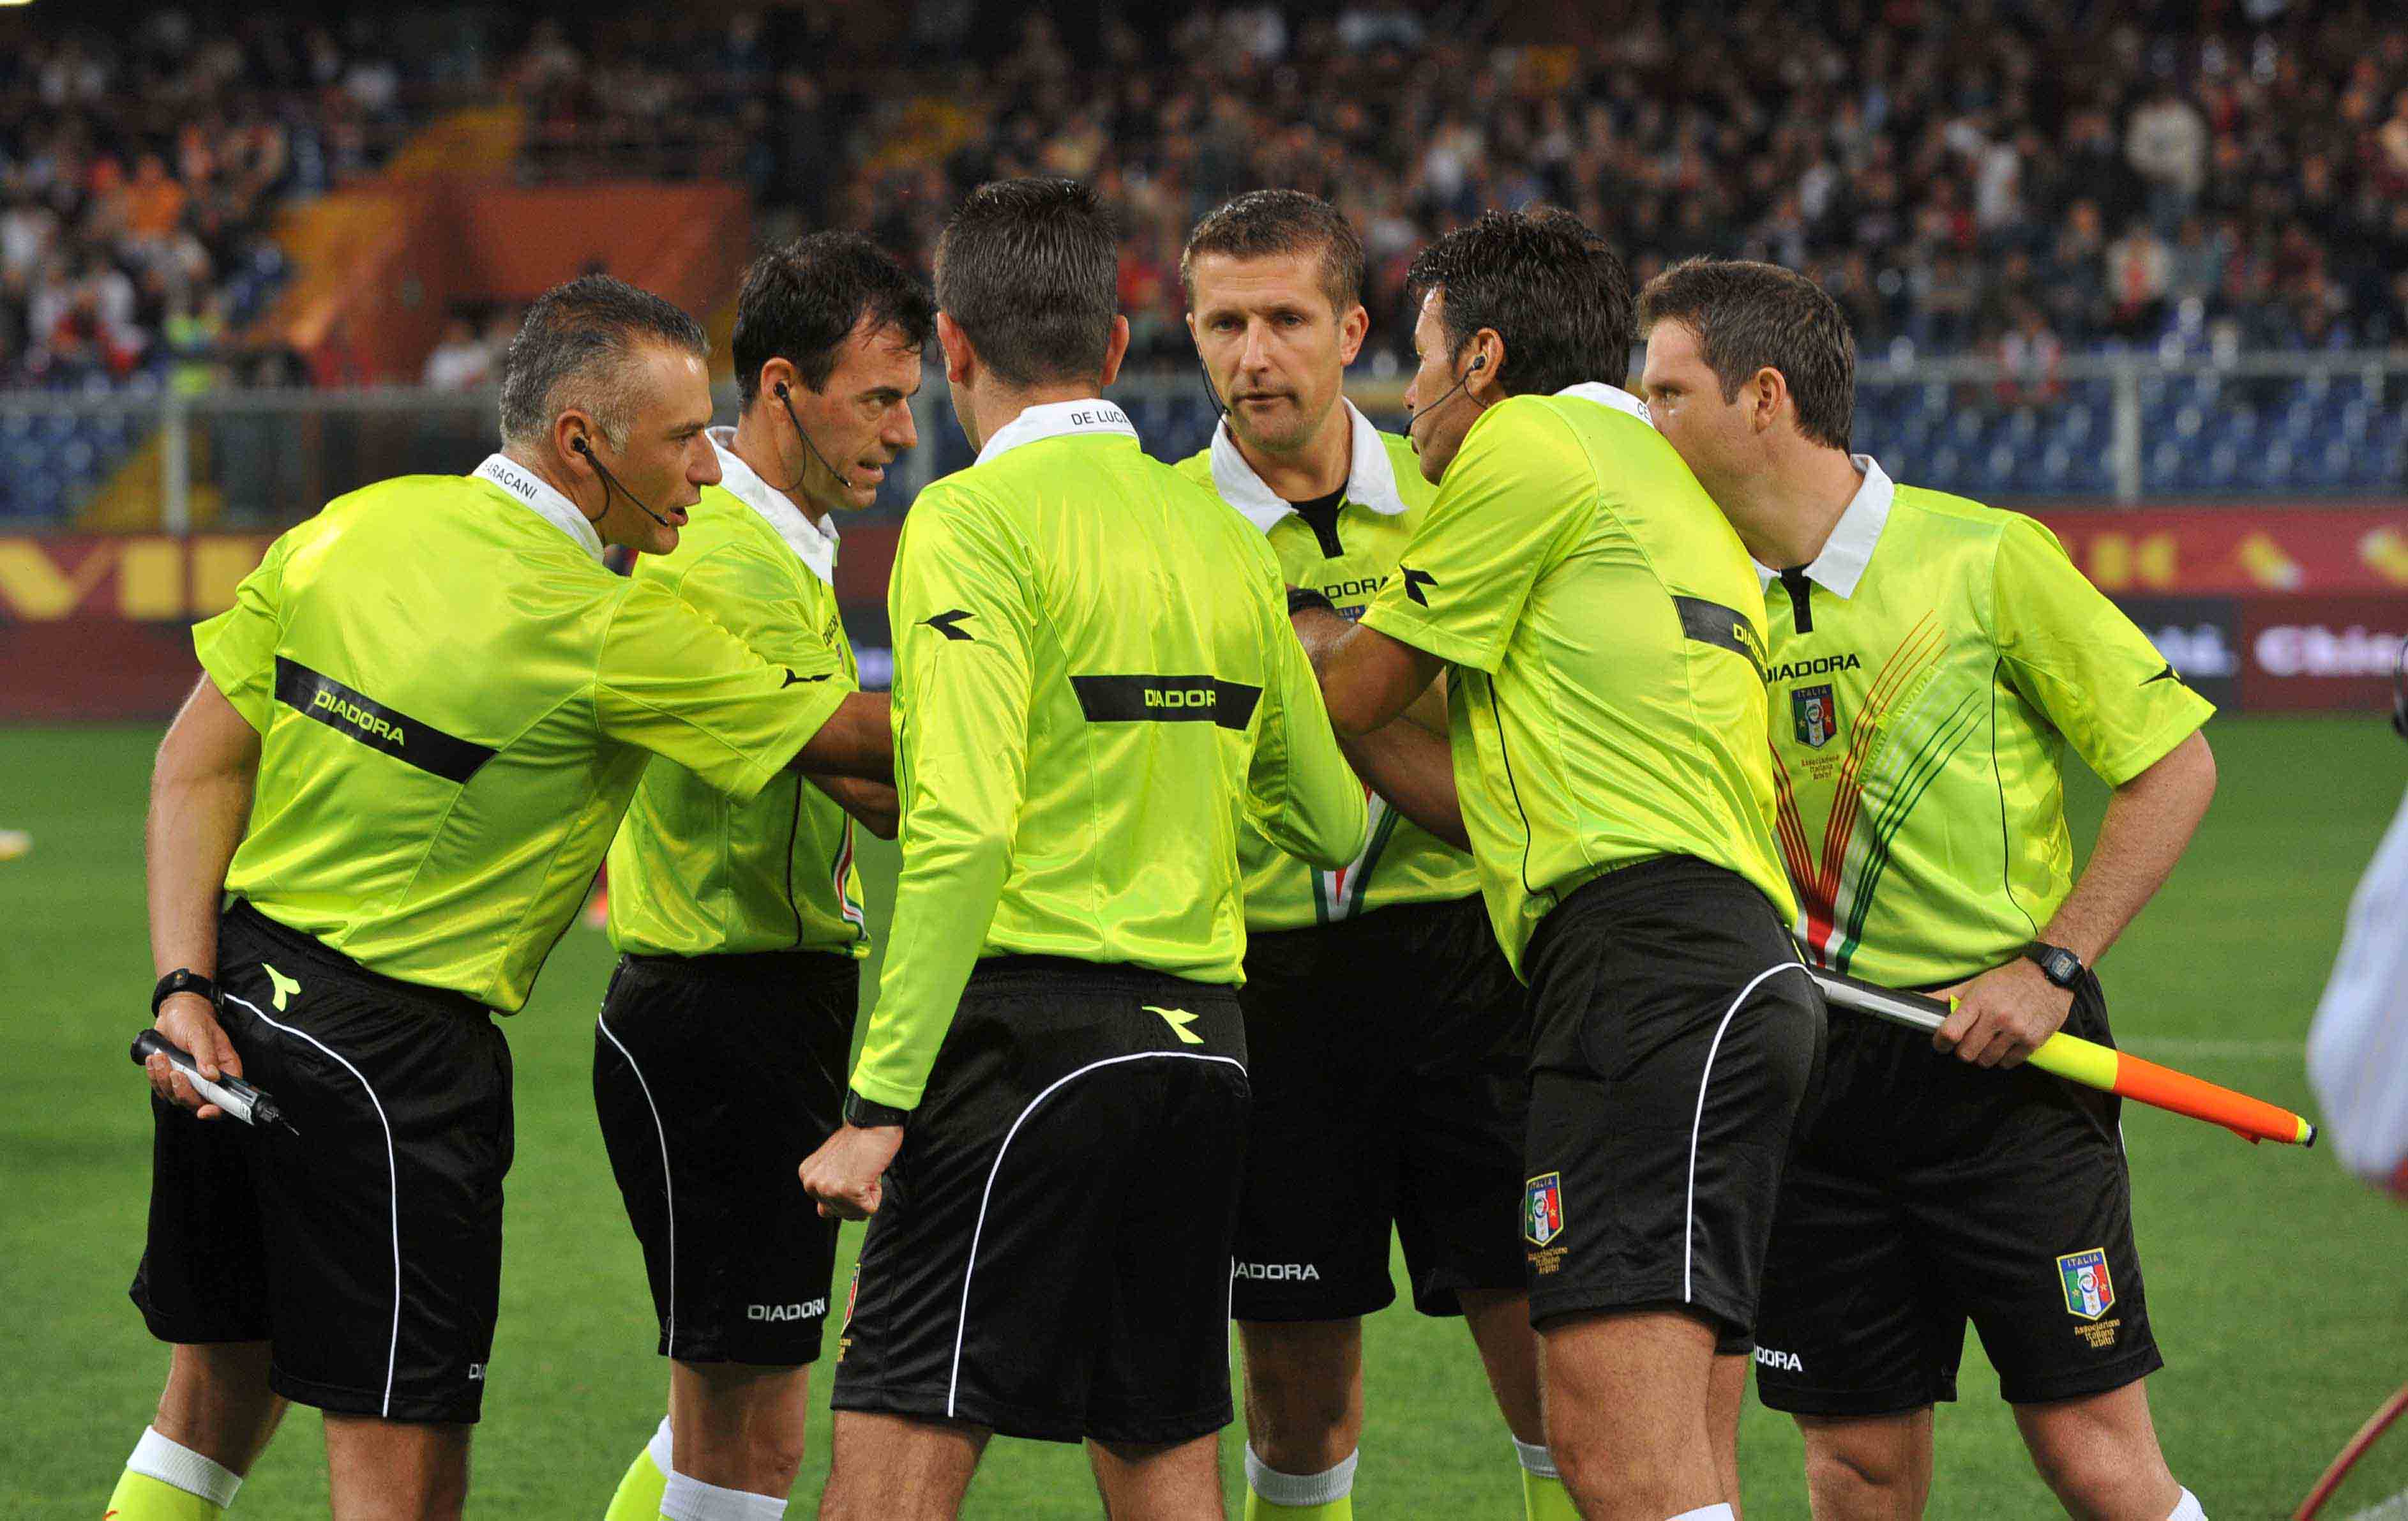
[2043,730,2216,965]
[1342,718,1468,851]
[1291,607,1440,738]
[146,679,259,980]
[790,692,895,782]
[810,775,901,840]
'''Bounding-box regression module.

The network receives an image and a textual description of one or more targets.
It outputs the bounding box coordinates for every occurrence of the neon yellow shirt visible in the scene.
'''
[1174,402,1480,930]
[1361,383,1794,975]
[1759,459,2215,987]
[853,400,1369,1108]
[607,430,868,958]
[196,455,834,1011]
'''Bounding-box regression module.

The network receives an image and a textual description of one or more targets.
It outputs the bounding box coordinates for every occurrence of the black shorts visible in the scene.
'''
[1520,859,1825,1351]
[1752,968,2163,1414]
[594,950,859,1366]
[1233,895,1528,1320]
[130,900,512,1424]
[829,957,1249,1445]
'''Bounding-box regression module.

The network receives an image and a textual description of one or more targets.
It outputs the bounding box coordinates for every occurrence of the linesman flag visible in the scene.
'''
[1812,968,2316,1147]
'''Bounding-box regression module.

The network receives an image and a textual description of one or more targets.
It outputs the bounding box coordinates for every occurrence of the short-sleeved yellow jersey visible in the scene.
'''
[195,455,833,1011]
[1758,460,2215,987]
[1361,383,1794,975]
[606,430,868,959]
[1173,403,1480,930]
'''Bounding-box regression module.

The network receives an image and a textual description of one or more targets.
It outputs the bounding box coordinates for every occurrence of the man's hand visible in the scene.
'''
[799,1122,905,1220]
[1931,958,2073,1069]
[145,992,243,1119]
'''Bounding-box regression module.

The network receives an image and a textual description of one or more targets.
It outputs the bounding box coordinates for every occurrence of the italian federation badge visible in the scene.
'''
[1524,1172,1564,1247]
[2056,1248,2116,1320]
[1793,683,1839,748]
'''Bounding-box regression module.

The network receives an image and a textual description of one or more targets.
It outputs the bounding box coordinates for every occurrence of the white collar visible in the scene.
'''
[974,398,1139,466]
[1553,381,1653,423]
[706,428,840,587]
[474,453,604,564]
[1753,455,1893,600]
[1208,398,1409,536]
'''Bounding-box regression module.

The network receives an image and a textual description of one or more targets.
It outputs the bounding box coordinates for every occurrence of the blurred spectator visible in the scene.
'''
[2126,85,2209,230]
[420,315,494,390]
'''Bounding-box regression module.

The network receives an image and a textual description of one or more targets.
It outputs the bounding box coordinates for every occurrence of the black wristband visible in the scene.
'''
[1287,585,1337,617]
[844,1089,912,1130]
[151,969,220,1015]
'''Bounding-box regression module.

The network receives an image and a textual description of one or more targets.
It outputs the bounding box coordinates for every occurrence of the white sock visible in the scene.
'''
[127,1426,243,1508]
[647,1414,674,1474]
[1511,1436,1560,1479]
[2168,1488,2206,1521]
[661,1467,788,1521]
[1666,1507,1735,1521]
[1244,1446,1359,1508]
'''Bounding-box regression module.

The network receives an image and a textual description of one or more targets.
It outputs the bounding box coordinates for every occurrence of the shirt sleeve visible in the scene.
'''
[1360,398,1590,672]
[594,577,844,803]
[191,531,294,732]
[651,543,851,687]
[1244,555,1369,869]
[850,488,1035,1110]
[1989,513,2215,786]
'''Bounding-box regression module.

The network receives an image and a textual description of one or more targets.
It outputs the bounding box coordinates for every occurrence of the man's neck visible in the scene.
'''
[501,445,591,517]
[970,381,1107,453]
[730,405,831,527]
[1233,400,1352,503]
[1718,444,1864,570]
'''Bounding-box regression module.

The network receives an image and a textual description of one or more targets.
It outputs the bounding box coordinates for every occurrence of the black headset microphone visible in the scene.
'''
[1406,352,1487,443]
[773,381,855,493]
[569,434,675,529]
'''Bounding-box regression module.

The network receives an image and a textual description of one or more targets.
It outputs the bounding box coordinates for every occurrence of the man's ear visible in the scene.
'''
[936,311,977,386]
[758,356,799,404]
[552,406,598,469]
[1098,314,1132,390]
[1749,366,1789,435]
[1464,328,1507,402]
[1336,303,1369,368]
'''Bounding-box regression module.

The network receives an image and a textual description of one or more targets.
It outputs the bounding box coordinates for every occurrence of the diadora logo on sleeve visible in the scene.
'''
[748,1298,827,1322]
[1753,1345,1803,1373]
[1401,567,1438,605]
[273,658,497,784]
[1233,1261,1321,1281]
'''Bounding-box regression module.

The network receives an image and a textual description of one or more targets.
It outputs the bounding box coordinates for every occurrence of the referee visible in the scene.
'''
[1639,259,2218,1521]
[112,276,892,1521]
[1290,209,1824,1521]
[797,178,1369,1521]
[1175,190,1559,1521]
[595,236,929,1521]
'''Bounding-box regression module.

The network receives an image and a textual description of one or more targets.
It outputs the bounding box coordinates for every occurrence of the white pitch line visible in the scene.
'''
[2346,1487,2408,1521]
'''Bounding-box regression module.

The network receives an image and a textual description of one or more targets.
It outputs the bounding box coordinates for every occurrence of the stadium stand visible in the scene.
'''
[3,2,2406,519]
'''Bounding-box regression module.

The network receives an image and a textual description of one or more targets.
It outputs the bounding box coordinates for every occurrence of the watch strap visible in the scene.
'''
[2021,941,2084,990]
[844,1090,912,1130]
[151,969,220,1015]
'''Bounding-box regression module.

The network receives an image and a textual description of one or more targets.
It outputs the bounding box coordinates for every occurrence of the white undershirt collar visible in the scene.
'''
[1208,398,1409,536]
[1752,455,1893,600]
[974,398,1140,466]
[1553,380,1653,423]
[705,428,840,587]
[474,453,605,564]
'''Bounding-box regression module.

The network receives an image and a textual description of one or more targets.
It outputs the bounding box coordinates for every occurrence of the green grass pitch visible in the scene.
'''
[6,716,2406,1517]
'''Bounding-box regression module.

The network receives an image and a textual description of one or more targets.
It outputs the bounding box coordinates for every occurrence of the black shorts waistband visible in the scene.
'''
[223,899,490,1022]
[966,954,1237,1000]
[1530,856,1770,955]
[619,948,862,988]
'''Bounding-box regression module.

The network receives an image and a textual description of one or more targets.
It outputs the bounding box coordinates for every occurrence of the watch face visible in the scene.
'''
[2046,950,2079,984]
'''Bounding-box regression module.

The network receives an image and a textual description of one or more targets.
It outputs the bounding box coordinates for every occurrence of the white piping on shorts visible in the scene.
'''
[949,1050,1247,1419]
[1685,963,1811,1306]
[224,990,404,1417]
[598,1012,677,1358]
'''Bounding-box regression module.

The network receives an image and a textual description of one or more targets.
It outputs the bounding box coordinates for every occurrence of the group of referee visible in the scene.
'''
[113,174,2222,1521]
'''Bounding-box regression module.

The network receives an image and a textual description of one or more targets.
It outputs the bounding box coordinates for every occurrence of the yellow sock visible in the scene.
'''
[601,1417,671,1521]
[1243,1448,1355,1518]
[105,1469,225,1520]
[1514,1437,1581,1521]
[1521,1467,1581,1521]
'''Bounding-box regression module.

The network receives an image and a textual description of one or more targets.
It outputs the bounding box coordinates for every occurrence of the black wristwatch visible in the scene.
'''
[2022,941,2085,990]
[151,969,220,1015]
[843,1090,912,1131]
[1286,585,1337,617]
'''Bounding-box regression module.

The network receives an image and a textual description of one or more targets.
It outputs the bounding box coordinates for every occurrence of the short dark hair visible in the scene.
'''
[1637,257,1855,451]
[1179,190,1365,315]
[933,177,1119,390]
[1404,208,1634,398]
[733,232,934,409]
[497,274,706,449]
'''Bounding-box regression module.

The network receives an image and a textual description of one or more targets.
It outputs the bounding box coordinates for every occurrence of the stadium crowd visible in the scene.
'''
[7,3,2408,395]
